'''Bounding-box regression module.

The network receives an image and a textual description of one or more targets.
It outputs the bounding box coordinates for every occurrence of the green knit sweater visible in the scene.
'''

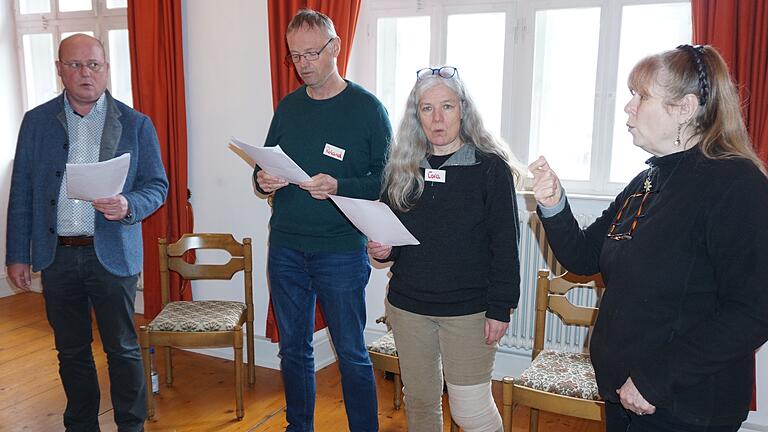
[255,81,392,252]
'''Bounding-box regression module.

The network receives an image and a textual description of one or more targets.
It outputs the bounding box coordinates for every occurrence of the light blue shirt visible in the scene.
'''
[56,92,107,236]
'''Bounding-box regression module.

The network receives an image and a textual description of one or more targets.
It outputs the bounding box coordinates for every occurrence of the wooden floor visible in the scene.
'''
[1,292,602,432]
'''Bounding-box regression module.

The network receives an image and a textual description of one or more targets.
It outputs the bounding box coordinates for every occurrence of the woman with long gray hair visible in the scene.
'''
[369,66,521,432]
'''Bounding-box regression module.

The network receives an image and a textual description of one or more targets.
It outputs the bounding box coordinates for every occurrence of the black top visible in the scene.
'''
[540,145,768,425]
[382,144,521,321]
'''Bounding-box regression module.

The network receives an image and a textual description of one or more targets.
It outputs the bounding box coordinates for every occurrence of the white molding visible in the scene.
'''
[179,327,532,381]
[134,289,144,314]
[741,423,768,432]
[0,278,16,298]
[491,348,533,381]
[186,329,337,372]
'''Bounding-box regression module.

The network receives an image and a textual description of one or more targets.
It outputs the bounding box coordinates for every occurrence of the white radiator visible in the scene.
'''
[500,211,600,354]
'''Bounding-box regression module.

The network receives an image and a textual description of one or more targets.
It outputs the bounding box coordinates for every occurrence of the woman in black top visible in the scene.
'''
[368,66,521,432]
[531,45,768,431]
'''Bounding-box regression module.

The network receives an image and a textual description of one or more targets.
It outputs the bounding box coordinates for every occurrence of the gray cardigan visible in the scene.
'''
[6,92,168,277]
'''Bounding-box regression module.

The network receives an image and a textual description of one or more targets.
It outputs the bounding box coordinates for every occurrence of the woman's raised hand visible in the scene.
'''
[528,156,563,208]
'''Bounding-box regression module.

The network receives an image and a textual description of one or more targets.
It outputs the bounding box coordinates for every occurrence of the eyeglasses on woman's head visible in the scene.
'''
[416,66,459,81]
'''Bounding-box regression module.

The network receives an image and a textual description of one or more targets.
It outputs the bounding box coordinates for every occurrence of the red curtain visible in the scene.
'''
[692,0,768,411]
[264,0,362,342]
[127,0,194,319]
[692,0,768,162]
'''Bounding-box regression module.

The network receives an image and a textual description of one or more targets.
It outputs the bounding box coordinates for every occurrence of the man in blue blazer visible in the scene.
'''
[6,34,167,432]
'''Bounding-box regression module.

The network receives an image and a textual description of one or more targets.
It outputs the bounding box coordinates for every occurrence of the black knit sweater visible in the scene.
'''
[382,145,521,322]
[540,145,768,425]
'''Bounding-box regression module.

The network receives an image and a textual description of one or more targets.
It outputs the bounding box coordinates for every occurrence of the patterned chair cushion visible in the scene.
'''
[514,350,601,400]
[148,301,246,332]
[367,331,397,356]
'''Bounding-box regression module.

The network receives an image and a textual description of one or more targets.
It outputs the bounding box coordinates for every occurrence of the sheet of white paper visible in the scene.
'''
[329,195,420,246]
[231,137,311,184]
[66,153,130,201]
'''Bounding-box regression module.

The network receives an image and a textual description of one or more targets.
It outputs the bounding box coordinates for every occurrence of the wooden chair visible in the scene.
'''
[367,316,403,411]
[502,270,605,432]
[139,233,255,420]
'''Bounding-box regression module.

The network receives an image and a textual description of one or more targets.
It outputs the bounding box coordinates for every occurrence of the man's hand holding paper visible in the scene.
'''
[66,153,130,201]
[92,194,130,221]
[231,137,311,184]
[256,170,289,193]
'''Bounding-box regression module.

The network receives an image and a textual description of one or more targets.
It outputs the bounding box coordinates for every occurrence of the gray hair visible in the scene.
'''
[286,8,337,39]
[383,70,521,211]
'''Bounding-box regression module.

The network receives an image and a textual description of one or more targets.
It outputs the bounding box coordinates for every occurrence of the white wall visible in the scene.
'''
[745,346,768,431]
[180,0,393,369]
[182,0,282,366]
[0,1,24,297]
[182,0,272,322]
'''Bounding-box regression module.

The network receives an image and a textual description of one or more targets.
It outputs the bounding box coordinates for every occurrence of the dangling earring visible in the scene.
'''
[674,123,683,147]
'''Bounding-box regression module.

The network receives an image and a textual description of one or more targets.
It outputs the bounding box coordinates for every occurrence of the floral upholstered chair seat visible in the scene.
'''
[515,349,600,401]
[148,300,246,332]
[366,330,397,356]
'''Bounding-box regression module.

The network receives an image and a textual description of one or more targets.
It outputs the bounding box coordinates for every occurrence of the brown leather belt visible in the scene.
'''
[58,236,94,247]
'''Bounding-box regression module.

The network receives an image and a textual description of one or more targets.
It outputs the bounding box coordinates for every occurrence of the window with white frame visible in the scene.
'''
[14,0,131,112]
[357,0,691,194]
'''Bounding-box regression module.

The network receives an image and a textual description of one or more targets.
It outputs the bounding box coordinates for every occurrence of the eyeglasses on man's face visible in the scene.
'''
[416,66,459,81]
[285,38,334,64]
[60,60,106,72]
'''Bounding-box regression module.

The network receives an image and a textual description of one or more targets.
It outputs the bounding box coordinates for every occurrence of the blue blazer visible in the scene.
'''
[6,92,169,277]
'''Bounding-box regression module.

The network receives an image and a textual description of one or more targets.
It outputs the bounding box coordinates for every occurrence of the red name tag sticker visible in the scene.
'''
[323,143,345,161]
[424,169,446,183]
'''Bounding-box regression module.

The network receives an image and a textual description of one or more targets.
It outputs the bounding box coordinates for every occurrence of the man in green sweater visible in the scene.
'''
[253,9,391,432]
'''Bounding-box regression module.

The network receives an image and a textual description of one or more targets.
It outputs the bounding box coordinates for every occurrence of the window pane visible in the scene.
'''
[376,16,430,130]
[109,29,133,107]
[19,0,50,14]
[22,33,58,109]
[529,7,601,181]
[609,3,692,182]
[61,31,95,41]
[59,0,92,12]
[446,12,505,137]
[106,0,127,8]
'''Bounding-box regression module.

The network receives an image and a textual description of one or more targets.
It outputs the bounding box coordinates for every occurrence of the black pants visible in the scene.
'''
[42,245,146,432]
[606,402,741,432]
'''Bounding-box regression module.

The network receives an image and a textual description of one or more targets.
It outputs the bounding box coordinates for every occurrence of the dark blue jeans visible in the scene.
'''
[268,245,378,432]
[606,402,741,432]
[41,245,146,432]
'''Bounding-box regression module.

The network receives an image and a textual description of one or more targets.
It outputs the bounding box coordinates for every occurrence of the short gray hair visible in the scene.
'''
[286,8,337,39]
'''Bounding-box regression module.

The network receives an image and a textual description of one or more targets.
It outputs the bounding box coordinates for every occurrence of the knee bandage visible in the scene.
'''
[446,382,503,432]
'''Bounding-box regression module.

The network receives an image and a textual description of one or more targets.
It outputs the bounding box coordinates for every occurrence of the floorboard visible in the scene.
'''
[0,292,603,431]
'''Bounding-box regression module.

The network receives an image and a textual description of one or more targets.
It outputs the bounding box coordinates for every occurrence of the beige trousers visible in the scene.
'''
[386,299,501,432]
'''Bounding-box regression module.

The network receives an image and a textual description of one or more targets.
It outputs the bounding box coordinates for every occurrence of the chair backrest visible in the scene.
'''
[532,269,603,359]
[158,233,253,309]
